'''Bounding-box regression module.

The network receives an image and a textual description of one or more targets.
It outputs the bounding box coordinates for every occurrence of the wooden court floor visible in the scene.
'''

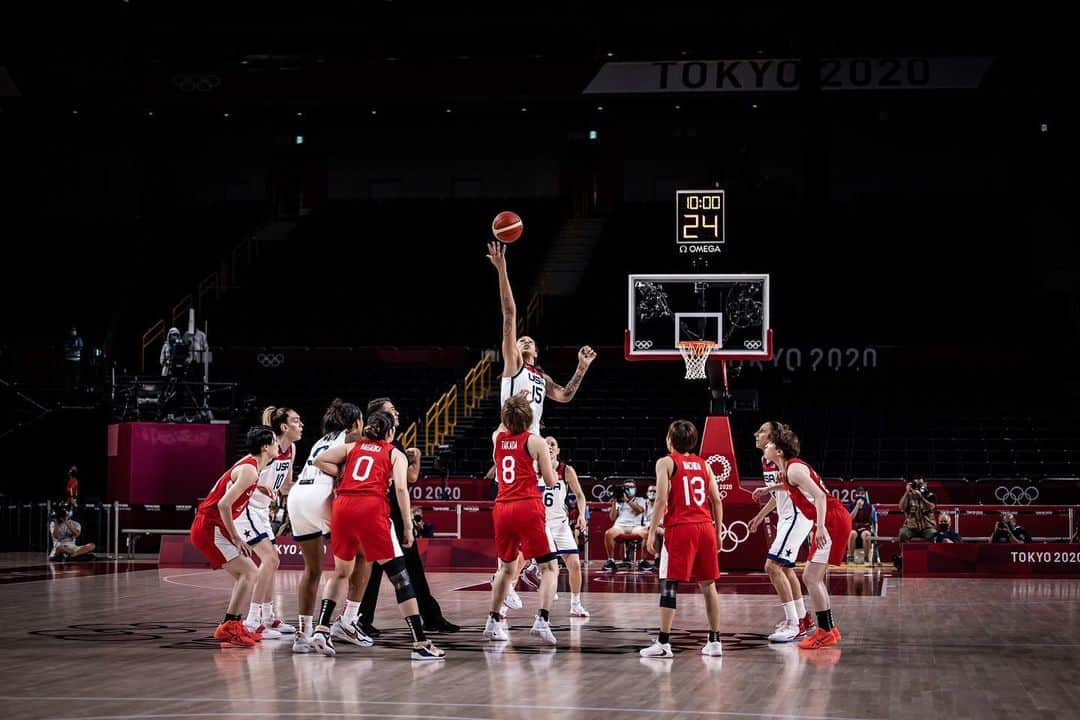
[1,553,1078,720]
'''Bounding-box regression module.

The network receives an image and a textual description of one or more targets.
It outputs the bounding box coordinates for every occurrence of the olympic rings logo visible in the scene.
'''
[171,74,222,93]
[743,340,763,350]
[634,340,654,350]
[256,353,285,368]
[718,520,750,552]
[994,486,1039,505]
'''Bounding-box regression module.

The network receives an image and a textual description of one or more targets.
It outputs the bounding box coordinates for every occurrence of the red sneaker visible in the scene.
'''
[798,628,838,650]
[214,620,256,647]
[797,613,816,639]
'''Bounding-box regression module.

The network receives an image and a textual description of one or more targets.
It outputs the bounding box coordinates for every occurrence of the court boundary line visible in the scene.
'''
[0,694,881,720]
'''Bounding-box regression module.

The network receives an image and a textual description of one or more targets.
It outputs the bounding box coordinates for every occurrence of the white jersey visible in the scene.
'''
[543,463,569,524]
[248,445,294,510]
[296,430,348,487]
[615,497,645,526]
[763,457,794,519]
[500,362,546,435]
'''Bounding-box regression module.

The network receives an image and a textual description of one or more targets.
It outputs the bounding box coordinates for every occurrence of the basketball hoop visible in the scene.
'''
[676,340,717,380]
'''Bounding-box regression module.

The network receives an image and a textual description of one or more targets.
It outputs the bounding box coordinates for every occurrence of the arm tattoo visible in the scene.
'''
[563,369,585,396]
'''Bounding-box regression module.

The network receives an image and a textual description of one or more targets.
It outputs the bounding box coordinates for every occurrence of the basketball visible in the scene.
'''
[492,211,524,243]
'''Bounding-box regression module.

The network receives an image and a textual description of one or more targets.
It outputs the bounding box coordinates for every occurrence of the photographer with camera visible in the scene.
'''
[601,480,646,571]
[49,502,96,561]
[898,477,938,544]
[992,511,1031,544]
[412,507,435,539]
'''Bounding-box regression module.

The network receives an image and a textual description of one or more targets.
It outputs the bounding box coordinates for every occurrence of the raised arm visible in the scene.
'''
[487,241,521,377]
[544,346,597,403]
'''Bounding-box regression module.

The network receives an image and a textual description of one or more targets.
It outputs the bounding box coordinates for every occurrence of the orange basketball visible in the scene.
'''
[492,211,524,243]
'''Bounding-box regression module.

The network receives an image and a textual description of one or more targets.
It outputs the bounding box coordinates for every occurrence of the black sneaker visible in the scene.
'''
[358,620,381,638]
[601,559,617,571]
[638,560,654,572]
[424,617,461,633]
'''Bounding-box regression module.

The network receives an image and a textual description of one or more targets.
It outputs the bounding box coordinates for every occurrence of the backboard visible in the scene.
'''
[624,274,772,361]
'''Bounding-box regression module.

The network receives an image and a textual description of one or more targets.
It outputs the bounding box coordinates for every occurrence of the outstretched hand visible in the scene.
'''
[486,241,507,271]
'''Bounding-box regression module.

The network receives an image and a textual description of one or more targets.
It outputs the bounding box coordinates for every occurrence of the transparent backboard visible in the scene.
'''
[625,274,772,361]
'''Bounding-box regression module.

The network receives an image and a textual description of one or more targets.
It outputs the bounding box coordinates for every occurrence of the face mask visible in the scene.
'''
[625,488,636,498]
[647,492,656,501]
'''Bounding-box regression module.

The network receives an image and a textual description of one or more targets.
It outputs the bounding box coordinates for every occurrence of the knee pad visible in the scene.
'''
[659,579,678,609]
[384,557,415,603]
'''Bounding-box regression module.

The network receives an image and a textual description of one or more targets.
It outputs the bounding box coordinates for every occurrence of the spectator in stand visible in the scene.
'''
[992,511,1031,544]
[602,480,646,571]
[845,486,877,564]
[933,511,962,543]
[898,477,938,544]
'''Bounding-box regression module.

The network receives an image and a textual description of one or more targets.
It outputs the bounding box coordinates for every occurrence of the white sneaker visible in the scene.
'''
[331,618,374,647]
[639,641,674,658]
[570,602,591,618]
[245,621,281,640]
[270,617,296,635]
[291,634,315,654]
[768,621,799,643]
[504,586,523,610]
[529,616,557,646]
[554,593,559,602]
[310,630,336,657]
[520,563,541,589]
[701,640,724,656]
[484,615,509,641]
[411,642,446,661]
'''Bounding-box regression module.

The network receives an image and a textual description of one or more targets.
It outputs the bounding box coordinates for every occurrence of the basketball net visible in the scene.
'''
[676,340,716,380]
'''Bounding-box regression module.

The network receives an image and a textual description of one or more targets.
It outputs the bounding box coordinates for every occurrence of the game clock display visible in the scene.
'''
[675,189,725,255]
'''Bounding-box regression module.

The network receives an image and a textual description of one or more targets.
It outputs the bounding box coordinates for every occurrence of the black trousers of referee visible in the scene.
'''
[359,500,443,624]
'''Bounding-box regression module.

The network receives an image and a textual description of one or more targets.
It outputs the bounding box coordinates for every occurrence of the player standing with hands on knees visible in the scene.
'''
[752,423,851,650]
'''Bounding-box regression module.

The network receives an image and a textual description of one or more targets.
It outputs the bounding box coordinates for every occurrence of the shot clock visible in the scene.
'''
[674,189,725,255]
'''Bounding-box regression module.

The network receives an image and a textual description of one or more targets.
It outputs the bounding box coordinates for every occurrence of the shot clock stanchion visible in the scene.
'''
[626,187,772,497]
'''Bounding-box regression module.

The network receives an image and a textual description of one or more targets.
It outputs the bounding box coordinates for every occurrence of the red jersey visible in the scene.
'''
[494,431,540,503]
[195,456,259,526]
[337,439,396,503]
[664,452,715,527]
[782,458,843,521]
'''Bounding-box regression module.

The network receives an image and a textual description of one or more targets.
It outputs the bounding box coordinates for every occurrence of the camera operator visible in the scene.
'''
[49,503,96,561]
[992,511,1031,544]
[412,507,435,539]
[601,480,645,571]
[159,327,193,378]
[898,477,938,543]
